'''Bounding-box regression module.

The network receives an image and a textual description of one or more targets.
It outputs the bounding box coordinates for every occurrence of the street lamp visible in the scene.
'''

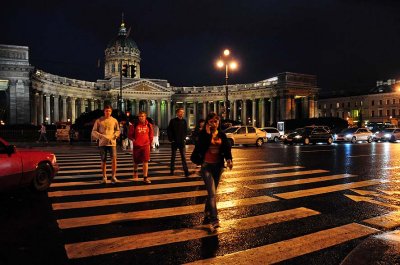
[216,49,237,120]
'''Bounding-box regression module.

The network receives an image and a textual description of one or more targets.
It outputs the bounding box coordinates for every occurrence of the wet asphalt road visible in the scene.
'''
[1,141,400,265]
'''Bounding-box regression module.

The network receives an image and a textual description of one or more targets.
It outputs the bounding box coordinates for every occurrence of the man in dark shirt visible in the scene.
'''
[167,108,190,177]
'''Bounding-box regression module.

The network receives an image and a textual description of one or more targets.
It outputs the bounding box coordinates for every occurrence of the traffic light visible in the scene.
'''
[121,64,128,77]
[130,65,137,78]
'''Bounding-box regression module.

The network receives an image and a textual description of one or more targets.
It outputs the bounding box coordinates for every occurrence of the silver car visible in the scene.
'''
[224,126,267,147]
[334,127,373,143]
[259,127,282,142]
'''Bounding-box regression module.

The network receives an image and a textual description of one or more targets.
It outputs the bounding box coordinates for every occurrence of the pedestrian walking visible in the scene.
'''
[91,105,120,184]
[192,112,233,232]
[152,123,160,149]
[167,107,190,177]
[120,121,129,151]
[37,123,48,143]
[128,111,154,184]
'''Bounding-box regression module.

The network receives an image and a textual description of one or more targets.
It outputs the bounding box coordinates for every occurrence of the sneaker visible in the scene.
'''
[143,177,151,184]
[101,177,108,184]
[111,176,118,184]
[211,221,220,229]
[208,223,217,233]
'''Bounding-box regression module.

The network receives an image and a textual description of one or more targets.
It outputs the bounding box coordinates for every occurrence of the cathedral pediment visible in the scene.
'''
[123,79,171,93]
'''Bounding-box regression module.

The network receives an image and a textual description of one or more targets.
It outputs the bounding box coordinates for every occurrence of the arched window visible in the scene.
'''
[111,63,115,73]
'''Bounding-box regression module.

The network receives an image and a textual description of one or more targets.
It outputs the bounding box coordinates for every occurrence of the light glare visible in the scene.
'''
[223,49,230,56]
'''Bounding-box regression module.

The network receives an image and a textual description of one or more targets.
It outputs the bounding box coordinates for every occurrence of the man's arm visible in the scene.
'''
[91,120,102,140]
[167,119,174,142]
[113,120,120,139]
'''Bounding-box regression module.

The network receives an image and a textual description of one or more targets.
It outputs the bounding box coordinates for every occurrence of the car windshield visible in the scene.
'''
[383,129,396,133]
[341,128,357,133]
[224,127,239,133]
[293,128,305,134]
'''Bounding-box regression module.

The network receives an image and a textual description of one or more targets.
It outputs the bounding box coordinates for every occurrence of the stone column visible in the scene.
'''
[32,93,38,125]
[183,101,187,120]
[38,93,43,124]
[233,100,237,121]
[202,101,207,119]
[252,98,257,126]
[135,100,140,114]
[53,95,59,123]
[45,94,51,124]
[90,100,95,111]
[242,100,247,124]
[157,100,161,127]
[80,99,86,115]
[147,100,151,115]
[100,100,104,110]
[269,97,275,125]
[167,100,172,122]
[70,97,76,123]
[193,101,197,124]
[261,98,265,128]
[213,101,217,113]
[62,96,67,122]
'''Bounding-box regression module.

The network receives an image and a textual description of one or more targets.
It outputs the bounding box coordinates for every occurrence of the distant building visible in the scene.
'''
[318,79,400,126]
[0,19,318,129]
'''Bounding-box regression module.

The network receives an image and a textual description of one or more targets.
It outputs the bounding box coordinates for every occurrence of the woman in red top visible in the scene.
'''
[128,111,154,184]
[194,112,233,232]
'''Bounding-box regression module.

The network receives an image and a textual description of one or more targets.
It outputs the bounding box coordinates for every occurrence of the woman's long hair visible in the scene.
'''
[204,112,221,130]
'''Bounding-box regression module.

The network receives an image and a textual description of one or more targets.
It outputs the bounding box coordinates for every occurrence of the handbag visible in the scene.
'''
[190,146,203,165]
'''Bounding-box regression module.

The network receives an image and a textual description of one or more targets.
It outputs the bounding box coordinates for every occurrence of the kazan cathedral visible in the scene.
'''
[0,20,318,130]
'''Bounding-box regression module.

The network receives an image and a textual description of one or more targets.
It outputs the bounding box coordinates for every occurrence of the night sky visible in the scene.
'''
[2,0,400,92]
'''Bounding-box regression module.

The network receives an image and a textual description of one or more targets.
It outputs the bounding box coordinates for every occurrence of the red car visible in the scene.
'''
[0,137,59,192]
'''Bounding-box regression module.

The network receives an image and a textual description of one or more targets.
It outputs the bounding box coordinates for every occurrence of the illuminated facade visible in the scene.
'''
[0,21,318,129]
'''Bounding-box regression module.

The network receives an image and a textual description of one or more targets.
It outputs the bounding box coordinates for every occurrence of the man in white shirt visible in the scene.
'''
[91,105,120,184]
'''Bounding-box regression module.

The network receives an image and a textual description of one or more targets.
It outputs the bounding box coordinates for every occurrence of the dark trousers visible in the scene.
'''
[170,142,189,175]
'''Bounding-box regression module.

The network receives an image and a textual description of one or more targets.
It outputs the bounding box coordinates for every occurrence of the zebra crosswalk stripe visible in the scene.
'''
[64,207,320,259]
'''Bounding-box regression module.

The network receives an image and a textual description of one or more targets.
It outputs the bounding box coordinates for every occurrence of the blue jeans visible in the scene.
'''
[170,142,189,175]
[201,162,224,223]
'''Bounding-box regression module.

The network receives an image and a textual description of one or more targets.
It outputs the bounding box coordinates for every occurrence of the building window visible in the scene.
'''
[330,103,332,108]
[371,100,374,106]
[336,102,340,108]
[387,110,390,116]
[393,99,396,104]
[318,105,321,109]
[387,99,390,105]
[379,100,382,105]
[342,112,344,118]
[371,111,374,117]
[342,102,344,108]
[392,109,396,116]
[348,102,350,107]
[379,110,383,116]
[355,102,357,107]
[323,104,326,109]
[111,63,115,73]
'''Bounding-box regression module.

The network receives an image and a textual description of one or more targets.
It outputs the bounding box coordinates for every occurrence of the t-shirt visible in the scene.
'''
[91,116,120,146]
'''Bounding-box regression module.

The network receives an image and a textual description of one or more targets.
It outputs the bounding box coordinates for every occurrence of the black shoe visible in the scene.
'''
[170,170,174,176]
[202,216,211,225]
[211,220,220,229]
[185,172,190,178]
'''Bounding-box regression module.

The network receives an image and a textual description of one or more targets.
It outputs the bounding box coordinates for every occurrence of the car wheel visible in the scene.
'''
[32,163,53,191]
[228,139,234,147]
[303,138,310,145]
[351,136,357,143]
[390,135,396,143]
[274,136,279,143]
[256,138,264,147]
[327,137,333,145]
[367,137,372,143]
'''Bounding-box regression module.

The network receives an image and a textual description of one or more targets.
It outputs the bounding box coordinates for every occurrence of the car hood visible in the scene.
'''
[16,148,56,161]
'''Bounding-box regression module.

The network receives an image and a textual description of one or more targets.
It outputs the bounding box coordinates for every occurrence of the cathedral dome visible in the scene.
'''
[106,22,140,53]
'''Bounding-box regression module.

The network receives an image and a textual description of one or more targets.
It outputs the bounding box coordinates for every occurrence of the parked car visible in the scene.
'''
[259,127,282,142]
[373,128,399,142]
[224,126,267,147]
[334,127,373,143]
[0,137,59,191]
[283,126,333,145]
[386,129,400,142]
[55,122,71,141]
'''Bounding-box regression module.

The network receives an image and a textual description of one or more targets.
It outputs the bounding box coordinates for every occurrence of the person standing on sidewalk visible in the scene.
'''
[37,123,48,143]
[91,105,120,184]
[128,111,154,184]
[194,112,233,232]
[167,107,190,177]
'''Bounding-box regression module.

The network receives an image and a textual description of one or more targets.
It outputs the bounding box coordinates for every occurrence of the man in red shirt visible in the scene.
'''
[128,111,154,184]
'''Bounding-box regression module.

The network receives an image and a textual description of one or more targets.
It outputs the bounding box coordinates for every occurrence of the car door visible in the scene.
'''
[0,142,23,191]
[358,128,368,141]
[246,126,258,144]
[235,127,248,144]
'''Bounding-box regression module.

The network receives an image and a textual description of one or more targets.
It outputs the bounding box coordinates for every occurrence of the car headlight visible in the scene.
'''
[51,155,57,165]
[384,134,391,138]
[345,134,353,138]
[294,135,302,139]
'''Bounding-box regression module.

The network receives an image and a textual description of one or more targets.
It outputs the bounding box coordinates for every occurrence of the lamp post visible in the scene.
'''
[216,49,237,119]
